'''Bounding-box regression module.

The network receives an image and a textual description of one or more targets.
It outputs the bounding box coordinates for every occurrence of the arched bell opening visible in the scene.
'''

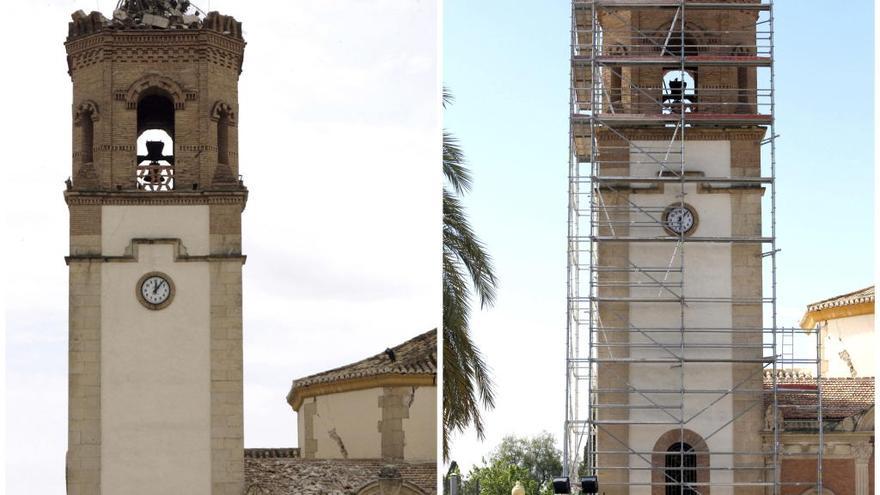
[662,69,697,114]
[136,92,176,191]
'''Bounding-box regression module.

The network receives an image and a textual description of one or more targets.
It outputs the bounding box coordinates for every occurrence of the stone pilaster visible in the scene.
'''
[67,260,102,495]
[378,387,411,460]
[853,441,872,495]
[210,260,245,494]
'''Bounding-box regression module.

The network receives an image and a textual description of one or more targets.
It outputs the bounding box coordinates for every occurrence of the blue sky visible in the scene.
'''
[444,0,874,470]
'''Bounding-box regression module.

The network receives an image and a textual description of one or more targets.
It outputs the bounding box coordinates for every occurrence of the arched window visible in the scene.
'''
[135,92,175,191]
[81,112,94,163]
[74,101,99,165]
[212,101,235,168]
[665,443,696,495]
[217,112,229,165]
[652,429,709,495]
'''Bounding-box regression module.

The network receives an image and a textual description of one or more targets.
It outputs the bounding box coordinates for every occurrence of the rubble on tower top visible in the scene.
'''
[67,0,242,41]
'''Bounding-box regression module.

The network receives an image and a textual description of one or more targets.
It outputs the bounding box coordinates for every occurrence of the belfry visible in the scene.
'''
[64,2,247,493]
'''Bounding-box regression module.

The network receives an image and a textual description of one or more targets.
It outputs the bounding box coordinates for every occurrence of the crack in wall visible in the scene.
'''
[327,428,348,459]
[406,386,417,408]
[838,349,858,378]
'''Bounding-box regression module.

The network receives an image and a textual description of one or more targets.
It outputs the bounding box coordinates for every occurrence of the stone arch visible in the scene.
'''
[800,488,837,495]
[855,406,874,432]
[243,484,269,495]
[124,74,186,110]
[651,429,710,495]
[355,480,426,495]
[74,100,100,124]
[649,20,708,56]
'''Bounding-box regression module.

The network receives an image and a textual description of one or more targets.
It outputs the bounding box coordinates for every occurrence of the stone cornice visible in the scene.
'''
[64,190,248,209]
[800,302,875,331]
[287,374,436,412]
[65,238,246,265]
[762,431,874,459]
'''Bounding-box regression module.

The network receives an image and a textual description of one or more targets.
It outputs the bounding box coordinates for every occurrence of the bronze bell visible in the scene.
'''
[136,140,175,165]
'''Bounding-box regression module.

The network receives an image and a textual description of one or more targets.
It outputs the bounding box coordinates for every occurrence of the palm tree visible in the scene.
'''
[443,89,498,460]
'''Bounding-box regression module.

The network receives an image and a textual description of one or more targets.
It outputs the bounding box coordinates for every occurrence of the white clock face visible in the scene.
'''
[665,205,696,235]
[140,275,172,307]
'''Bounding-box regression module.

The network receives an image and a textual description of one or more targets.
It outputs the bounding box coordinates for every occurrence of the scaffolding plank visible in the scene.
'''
[578,55,772,67]
[573,113,773,126]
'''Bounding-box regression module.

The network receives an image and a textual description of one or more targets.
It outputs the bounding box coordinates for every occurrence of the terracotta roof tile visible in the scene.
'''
[289,330,437,391]
[806,286,874,313]
[763,373,874,419]
[244,458,437,495]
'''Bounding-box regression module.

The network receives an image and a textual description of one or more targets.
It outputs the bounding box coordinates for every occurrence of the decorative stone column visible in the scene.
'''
[853,441,873,495]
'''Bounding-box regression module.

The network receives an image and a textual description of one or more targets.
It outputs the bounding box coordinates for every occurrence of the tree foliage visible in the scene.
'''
[491,432,563,491]
[453,433,563,495]
[443,89,498,459]
[463,460,540,495]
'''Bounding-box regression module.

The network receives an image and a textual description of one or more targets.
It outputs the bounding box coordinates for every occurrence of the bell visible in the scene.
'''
[145,140,165,161]
[136,140,175,165]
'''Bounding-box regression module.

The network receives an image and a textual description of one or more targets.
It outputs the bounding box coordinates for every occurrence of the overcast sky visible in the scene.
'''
[3,1,439,492]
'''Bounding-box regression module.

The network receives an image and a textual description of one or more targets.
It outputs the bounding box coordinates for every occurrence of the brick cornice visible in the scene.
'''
[65,30,245,75]
[64,190,248,209]
[596,127,767,142]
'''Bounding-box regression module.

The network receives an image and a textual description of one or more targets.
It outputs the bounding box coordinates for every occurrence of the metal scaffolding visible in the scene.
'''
[564,2,823,494]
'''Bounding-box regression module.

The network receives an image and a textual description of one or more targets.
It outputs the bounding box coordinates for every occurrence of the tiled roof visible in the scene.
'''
[288,330,436,398]
[244,458,437,495]
[806,286,874,313]
[763,373,874,420]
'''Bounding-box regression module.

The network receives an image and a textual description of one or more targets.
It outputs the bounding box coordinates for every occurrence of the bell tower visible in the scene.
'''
[64,3,246,494]
[565,2,782,495]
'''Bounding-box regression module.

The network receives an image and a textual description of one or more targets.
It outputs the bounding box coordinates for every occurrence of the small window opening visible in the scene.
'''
[737,66,750,113]
[662,70,696,114]
[608,65,623,111]
[81,112,94,164]
[217,113,229,165]
[136,94,175,191]
[665,443,697,495]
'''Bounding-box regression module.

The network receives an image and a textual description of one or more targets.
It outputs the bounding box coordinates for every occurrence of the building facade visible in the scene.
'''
[243,330,438,494]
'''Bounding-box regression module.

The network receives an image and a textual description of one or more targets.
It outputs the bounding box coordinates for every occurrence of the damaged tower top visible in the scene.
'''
[68,0,242,41]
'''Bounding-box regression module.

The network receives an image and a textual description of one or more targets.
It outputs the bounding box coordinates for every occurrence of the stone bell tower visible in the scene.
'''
[567,2,776,494]
[64,3,246,494]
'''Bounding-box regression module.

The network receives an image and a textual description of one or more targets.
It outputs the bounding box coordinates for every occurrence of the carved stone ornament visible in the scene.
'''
[853,441,873,461]
[74,100,100,125]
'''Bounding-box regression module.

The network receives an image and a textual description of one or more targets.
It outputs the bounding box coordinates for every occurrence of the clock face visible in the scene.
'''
[136,272,174,309]
[664,204,697,235]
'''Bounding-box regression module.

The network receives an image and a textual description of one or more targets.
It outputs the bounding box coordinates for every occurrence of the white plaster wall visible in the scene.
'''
[821,314,876,377]
[102,205,209,256]
[625,141,735,495]
[310,388,383,459]
[403,385,437,461]
[629,140,730,178]
[100,241,211,495]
